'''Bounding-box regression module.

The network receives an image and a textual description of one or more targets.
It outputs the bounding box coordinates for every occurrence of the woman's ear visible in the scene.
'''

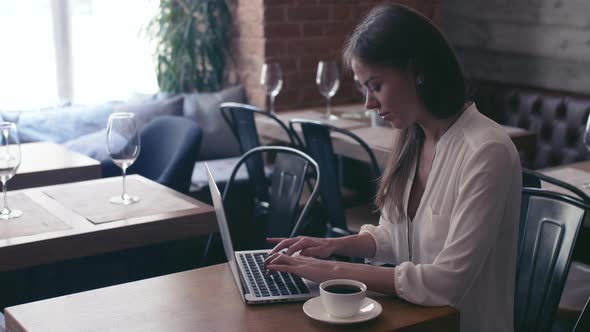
[408,59,425,87]
[416,74,425,87]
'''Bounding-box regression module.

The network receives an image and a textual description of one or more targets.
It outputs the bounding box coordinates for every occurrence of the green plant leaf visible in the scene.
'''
[147,0,232,93]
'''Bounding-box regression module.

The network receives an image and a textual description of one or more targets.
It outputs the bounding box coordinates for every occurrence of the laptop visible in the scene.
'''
[205,163,319,304]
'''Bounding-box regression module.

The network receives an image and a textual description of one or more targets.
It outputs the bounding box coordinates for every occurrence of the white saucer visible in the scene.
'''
[302,296,382,324]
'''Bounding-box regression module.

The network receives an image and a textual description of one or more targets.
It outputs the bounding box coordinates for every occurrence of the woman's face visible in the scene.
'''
[351,58,425,129]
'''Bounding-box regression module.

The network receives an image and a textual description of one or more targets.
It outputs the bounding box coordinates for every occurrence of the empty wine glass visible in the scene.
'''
[316,60,340,120]
[106,112,141,205]
[0,122,22,220]
[260,63,283,115]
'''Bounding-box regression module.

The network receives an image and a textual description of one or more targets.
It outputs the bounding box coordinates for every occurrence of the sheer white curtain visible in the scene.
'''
[0,0,158,110]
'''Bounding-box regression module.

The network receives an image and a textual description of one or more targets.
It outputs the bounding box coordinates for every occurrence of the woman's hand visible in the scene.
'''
[266,236,335,259]
[264,253,340,283]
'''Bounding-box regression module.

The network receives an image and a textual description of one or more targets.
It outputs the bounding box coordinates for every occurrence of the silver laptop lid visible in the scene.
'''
[205,163,246,302]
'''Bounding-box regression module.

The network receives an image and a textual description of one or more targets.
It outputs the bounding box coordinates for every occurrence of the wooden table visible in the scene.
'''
[256,106,368,143]
[4,264,459,332]
[540,160,590,183]
[12,142,101,190]
[0,175,216,272]
[257,105,537,167]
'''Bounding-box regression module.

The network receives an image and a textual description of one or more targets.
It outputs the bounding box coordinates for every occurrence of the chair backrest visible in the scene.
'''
[220,102,296,205]
[128,116,202,193]
[522,169,542,188]
[223,146,320,248]
[573,296,590,332]
[522,168,590,264]
[522,168,590,204]
[516,188,588,332]
[289,119,381,235]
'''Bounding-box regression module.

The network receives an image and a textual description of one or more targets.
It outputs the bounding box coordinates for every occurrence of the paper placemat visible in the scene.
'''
[0,193,71,240]
[43,178,199,224]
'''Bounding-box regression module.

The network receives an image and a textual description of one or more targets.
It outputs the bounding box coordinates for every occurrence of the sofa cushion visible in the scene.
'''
[115,95,184,130]
[63,129,110,161]
[183,85,245,160]
[5,102,118,144]
[63,96,186,162]
[191,157,245,191]
[474,81,590,169]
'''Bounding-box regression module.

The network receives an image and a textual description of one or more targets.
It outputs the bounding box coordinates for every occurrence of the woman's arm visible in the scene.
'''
[330,232,377,258]
[266,232,377,259]
[265,254,397,295]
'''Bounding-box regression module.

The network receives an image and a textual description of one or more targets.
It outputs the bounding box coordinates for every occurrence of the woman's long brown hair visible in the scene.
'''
[343,4,466,220]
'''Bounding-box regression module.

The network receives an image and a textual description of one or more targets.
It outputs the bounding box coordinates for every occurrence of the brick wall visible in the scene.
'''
[233,0,443,111]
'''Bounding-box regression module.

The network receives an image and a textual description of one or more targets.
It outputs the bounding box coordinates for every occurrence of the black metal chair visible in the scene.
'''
[289,119,381,237]
[201,146,320,264]
[522,168,590,264]
[522,169,542,189]
[522,168,590,204]
[219,102,297,208]
[516,188,588,332]
[573,296,590,332]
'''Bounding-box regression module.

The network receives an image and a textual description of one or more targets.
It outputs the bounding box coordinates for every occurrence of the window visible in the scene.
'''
[0,0,159,110]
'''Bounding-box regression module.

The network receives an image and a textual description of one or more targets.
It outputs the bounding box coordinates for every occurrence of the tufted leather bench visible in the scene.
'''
[473,81,590,169]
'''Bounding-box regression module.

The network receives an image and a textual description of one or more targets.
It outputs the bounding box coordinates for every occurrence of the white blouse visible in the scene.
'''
[361,103,521,332]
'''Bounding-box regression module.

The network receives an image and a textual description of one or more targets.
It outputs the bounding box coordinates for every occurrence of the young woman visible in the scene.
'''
[265,4,521,332]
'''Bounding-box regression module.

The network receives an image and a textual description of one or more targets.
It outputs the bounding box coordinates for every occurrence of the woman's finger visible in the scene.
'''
[268,237,299,255]
[266,253,296,267]
[284,238,313,256]
[264,252,279,266]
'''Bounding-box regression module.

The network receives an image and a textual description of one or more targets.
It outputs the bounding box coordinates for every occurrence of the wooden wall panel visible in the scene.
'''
[443,0,590,94]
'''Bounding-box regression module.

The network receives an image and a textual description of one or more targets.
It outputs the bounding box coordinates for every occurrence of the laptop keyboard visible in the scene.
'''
[238,252,310,298]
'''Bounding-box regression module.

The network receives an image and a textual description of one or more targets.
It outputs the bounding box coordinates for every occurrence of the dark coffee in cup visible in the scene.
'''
[320,279,367,317]
[324,285,362,294]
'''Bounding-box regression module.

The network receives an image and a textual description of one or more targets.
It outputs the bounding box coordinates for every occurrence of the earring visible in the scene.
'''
[416,75,424,86]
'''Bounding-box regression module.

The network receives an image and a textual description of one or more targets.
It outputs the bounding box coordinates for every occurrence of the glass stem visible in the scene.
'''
[270,94,276,115]
[121,166,127,199]
[1,180,8,212]
[326,96,332,117]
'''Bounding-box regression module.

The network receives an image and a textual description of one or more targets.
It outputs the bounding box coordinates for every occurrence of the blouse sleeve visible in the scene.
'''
[359,209,396,263]
[394,142,519,306]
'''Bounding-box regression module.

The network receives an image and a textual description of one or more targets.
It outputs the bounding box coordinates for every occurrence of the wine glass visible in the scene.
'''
[260,63,283,115]
[316,60,340,120]
[106,112,141,205]
[0,122,22,220]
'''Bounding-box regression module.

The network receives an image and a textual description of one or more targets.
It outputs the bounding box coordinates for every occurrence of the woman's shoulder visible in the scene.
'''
[456,103,519,157]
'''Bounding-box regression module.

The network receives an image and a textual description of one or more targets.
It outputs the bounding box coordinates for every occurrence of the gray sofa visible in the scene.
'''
[0,85,246,192]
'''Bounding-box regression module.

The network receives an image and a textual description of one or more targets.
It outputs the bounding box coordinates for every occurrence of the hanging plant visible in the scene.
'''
[148,0,232,93]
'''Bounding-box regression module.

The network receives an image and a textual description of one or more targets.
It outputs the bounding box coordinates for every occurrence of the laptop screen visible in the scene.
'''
[205,163,246,301]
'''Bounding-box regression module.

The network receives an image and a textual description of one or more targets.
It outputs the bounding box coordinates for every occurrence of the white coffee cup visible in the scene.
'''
[319,279,367,318]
